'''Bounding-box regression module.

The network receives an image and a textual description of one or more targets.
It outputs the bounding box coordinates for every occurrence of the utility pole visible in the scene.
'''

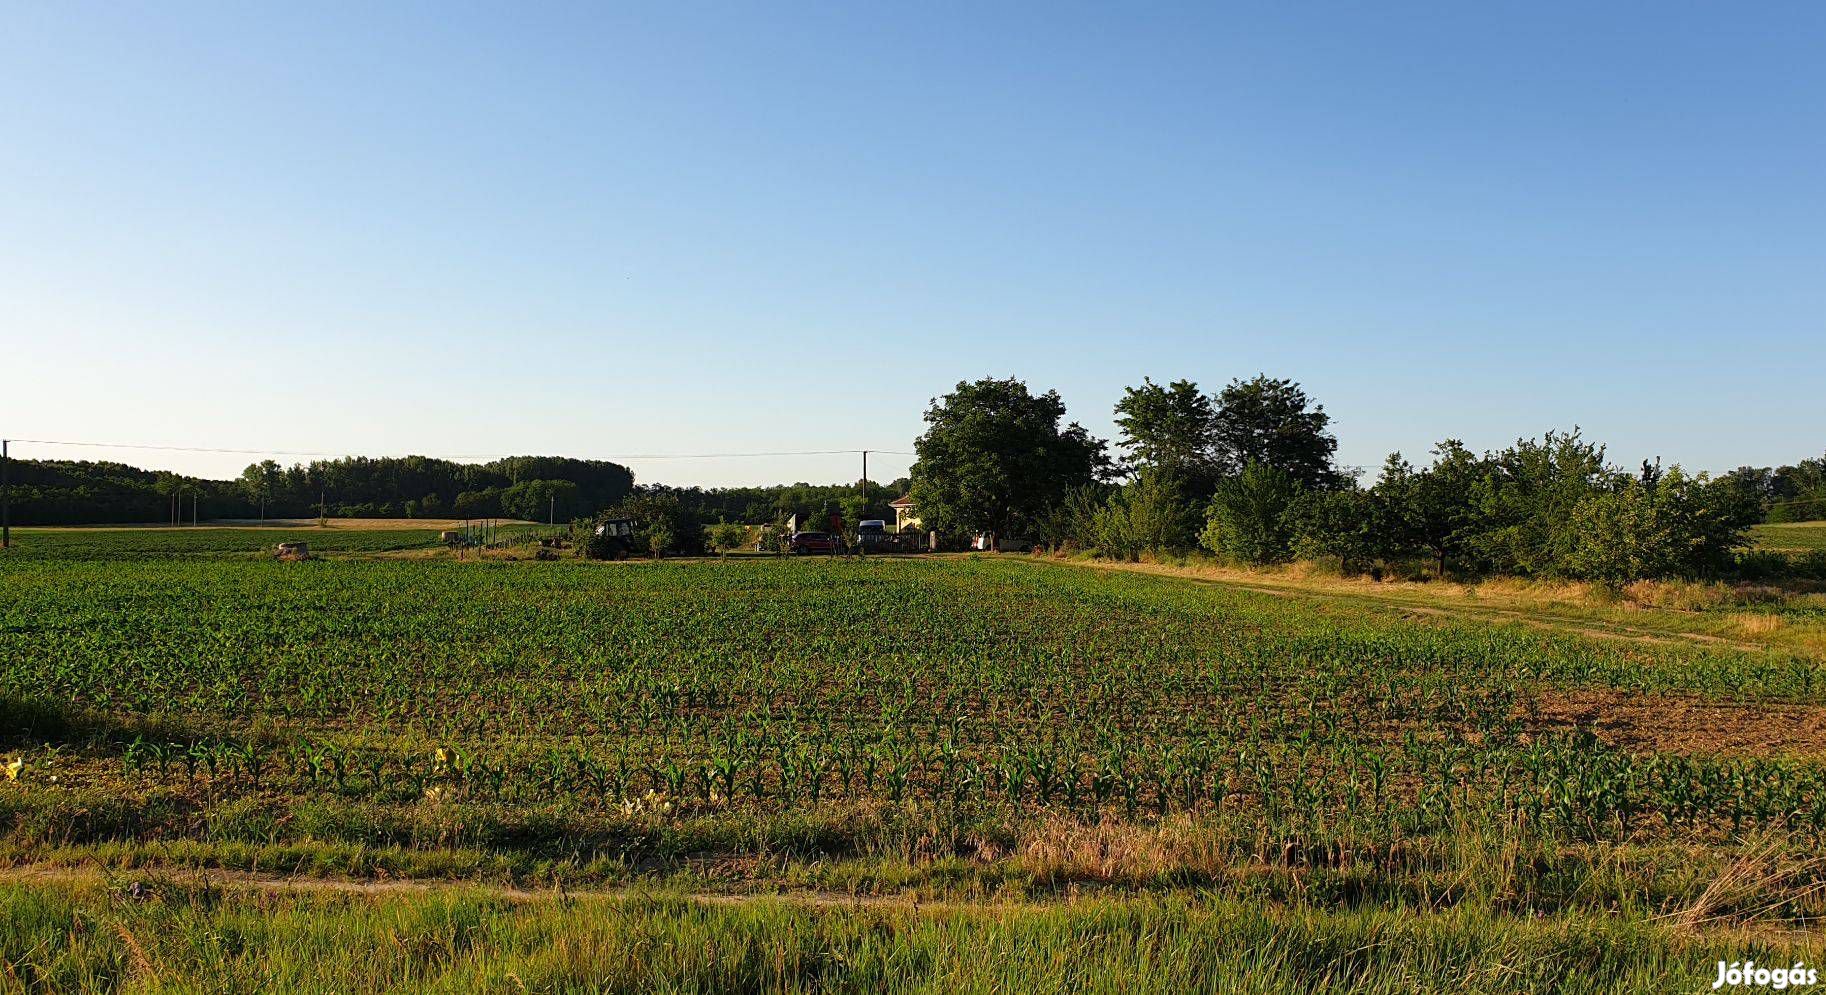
[549,494,555,526]
[861,450,868,500]
[2,438,10,550]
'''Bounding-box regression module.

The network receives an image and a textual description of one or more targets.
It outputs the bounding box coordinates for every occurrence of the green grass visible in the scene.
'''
[1755,521,1826,553]
[0,879,1800,994]
[1,526,442,559]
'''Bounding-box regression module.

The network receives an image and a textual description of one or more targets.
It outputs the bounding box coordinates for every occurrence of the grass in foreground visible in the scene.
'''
[0,876,1803,994]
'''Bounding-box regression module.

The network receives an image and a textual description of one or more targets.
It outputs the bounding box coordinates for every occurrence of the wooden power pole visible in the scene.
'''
[1,438,10,550]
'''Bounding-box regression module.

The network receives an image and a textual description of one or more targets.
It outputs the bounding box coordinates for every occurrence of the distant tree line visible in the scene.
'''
[2,460,240,526]
[2,455,636,526]
[1718,456,1826,524]
[908,375,1821,584]
[2,450,924,562]
[645,480,911,532]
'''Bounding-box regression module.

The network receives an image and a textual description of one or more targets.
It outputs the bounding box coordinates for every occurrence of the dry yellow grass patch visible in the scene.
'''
[1733,613,1787,637]
[1040,553,1826,658]
[1018,815,1229,885]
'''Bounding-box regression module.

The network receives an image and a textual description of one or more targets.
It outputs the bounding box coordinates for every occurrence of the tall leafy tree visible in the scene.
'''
[909,378,1109,542]
[1211,376,1342,489]
[238,459,284,520]
[1377,441,1487,578]
[1287,486,1386,574]
[1469,428,1611,576]
[1113,378,1220,491]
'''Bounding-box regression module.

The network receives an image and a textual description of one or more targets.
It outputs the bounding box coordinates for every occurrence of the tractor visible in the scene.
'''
[585,518,640,560]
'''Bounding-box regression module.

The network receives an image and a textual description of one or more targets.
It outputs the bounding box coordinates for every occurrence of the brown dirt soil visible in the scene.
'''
[1525,690,1826,757]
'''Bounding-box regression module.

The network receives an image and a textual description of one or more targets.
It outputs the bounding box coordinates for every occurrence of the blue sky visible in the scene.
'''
[4,2,1822,487]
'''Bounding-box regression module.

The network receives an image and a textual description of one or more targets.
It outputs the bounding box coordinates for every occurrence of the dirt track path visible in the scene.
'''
[0,862,1032,913]
[1034,558,1779,655]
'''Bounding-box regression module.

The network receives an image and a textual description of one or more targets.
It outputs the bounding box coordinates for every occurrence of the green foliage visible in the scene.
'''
[1286,486,1384,572]
[1050,472,1199,560]
[499,479,582,524]
[1465,429,1610,576]
[1201,462,1303,564]
[909,377,1110,537]
[642,480,909,534]
[0,455,636,526]
[1723,453,1826,523]
[1113,378,1221,494]
[603,490,705,556]
[1211,376,1343,489]
[1559,467,1758,585]
[646,523,677,558]
[1111,374,1342,497]
[705,521,749,556]
[1375,441,1488,577]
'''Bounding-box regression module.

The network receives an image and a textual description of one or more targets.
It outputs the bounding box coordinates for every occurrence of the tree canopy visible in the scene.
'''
[909,377,1109,539]
[1211,375,1343,489]
[1113,378,1220,488]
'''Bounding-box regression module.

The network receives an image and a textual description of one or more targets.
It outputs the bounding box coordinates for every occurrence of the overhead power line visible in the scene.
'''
[7,438,916,462]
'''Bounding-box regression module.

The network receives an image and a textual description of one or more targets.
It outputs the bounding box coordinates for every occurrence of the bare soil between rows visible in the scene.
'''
[1527,690,1826,757]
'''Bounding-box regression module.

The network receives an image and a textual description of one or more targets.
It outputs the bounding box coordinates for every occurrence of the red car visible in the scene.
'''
[789,531,841,555]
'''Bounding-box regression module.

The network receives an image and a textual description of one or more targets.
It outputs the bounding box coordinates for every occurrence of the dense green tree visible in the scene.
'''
[1113,378,1221,493]
[1200,461,1303,565]
[1468,429,1610,576]
[1559,467,1760,584]
[602,490,705,556]
[909,378,1109,542]
[705,521,749,557]
[1287,486,1386,573]
[237,460,284,521]
[1048,470,1198,560]
[500,479,582,523]
[1378,441,1489,578]
[1211,376,1342,489]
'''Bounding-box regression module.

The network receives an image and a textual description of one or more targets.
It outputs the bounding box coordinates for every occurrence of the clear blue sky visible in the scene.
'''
[4,2,1822,487]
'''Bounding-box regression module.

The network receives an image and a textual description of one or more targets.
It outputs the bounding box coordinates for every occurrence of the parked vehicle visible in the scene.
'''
[587,518,639,559]
[855,519,891,552]
[972,533,1034,552]
[789,531,840,555]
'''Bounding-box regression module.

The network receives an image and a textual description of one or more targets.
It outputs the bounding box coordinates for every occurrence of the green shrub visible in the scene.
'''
[1200,462,1301,565]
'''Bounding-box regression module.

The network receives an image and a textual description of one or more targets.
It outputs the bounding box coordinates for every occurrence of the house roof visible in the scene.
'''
[889,495,916,508]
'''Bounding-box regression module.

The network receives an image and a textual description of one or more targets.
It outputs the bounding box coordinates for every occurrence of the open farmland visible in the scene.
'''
[4,537,1826,990]
[1,526,444,560]
[1755,521,1826,553]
